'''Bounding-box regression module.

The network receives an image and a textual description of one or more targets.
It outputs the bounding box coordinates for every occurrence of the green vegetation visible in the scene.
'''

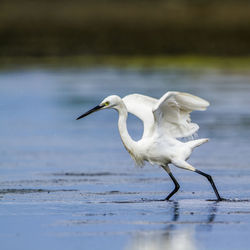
[2,55,250,71]
[1,0,250,68]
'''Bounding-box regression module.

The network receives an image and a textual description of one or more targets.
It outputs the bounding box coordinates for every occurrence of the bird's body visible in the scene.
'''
[77,91,223,201]
[106,93,208,170]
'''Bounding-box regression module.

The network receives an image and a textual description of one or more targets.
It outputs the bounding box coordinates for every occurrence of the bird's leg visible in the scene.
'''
[195,169,223,201]
[165,172,180,201]
[162,165,180,201]
[171,159,224,201]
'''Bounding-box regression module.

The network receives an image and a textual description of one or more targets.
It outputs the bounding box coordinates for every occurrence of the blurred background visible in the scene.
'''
[1,0,250,66]
[1,1,250,250]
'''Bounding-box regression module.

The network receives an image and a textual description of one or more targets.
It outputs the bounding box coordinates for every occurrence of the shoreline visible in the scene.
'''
[1,55,250,71]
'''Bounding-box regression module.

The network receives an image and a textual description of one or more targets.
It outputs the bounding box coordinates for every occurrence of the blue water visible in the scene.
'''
[1,67,250,250]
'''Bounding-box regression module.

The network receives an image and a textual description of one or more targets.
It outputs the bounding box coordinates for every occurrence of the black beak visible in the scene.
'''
[76,105,104,120]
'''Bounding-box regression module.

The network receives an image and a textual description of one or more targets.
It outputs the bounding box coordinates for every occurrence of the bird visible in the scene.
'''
[76,91,223,201]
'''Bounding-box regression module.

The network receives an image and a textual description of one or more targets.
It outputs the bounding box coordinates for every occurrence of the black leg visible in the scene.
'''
[165,172,180,201]
[195,169,223,201]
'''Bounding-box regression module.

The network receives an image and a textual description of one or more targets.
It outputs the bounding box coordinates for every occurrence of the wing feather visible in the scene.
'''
[123,92,209,139]
[153,91,209,138]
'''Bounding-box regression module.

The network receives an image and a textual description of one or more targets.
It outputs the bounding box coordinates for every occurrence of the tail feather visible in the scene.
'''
[186,138,209,149]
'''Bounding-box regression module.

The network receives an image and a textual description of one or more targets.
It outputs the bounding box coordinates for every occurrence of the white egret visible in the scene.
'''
[77,91,223,201]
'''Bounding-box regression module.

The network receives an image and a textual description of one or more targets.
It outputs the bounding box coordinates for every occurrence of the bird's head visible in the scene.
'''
[76,95,122,120]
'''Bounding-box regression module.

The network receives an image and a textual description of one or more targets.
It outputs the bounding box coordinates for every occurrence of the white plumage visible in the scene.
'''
[77,91,223,201]
[123,91,209,139]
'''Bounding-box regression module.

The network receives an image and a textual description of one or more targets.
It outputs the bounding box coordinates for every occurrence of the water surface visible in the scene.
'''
[0,67,250,250]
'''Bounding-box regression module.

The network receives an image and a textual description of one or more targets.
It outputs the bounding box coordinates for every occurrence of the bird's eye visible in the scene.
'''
[104,101,110,106]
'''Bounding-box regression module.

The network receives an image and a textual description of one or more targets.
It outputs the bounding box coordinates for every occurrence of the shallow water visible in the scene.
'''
[0,67,250,250]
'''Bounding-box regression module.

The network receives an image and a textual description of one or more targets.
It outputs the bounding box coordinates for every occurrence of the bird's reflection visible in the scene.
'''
[197,201,218,232]
[125,201,218,250]
[172,201,180,221]
[162,201,179,234]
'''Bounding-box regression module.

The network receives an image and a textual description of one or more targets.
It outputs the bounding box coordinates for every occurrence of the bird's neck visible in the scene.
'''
[116,102,137,154]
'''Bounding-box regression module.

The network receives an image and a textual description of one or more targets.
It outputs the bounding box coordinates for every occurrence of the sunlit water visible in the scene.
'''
[0,67,250,250]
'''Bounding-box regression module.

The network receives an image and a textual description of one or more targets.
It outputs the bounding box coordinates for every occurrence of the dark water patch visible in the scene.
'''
[59,219,242,227]
[84,212,115,217]
[227,211,250,215]
[53,231,130,237]
[99,200,143,204]
[207,198,250,202]
[133,177,168,183]
[141,198,170,202]
[52,172,133,177]
[0,178,99,186]
[82,191,140,196]
[49,178,99,184]
[0,188,77,195]
[62,220,109,225]
[226,198,250,202]
[158,221,242,225]
[133,221,242,225]
[99,199,162,204]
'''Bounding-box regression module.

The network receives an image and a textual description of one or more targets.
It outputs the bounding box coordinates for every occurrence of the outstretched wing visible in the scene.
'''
[122,94,157,138]
[153,91,210,138]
